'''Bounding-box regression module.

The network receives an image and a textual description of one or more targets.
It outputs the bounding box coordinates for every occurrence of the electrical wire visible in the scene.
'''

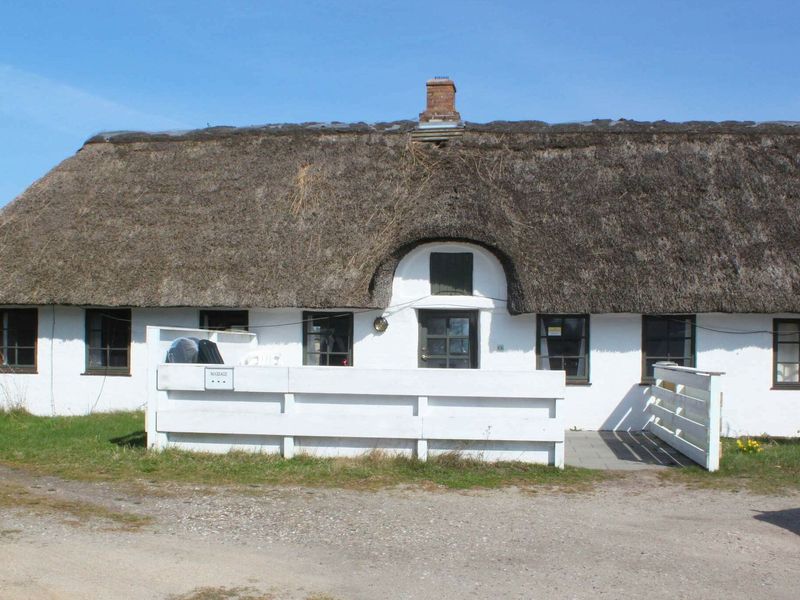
[94,303,792,336]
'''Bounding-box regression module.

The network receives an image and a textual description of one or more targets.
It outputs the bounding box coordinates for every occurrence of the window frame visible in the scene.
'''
[0,308,38,374]
[302,311,354,367]
[429,252,474,296]
[536,314,590,384]
[84,308,132,376]
[641,314,696,384]
[773,318,800,389]
[199,310,249,331]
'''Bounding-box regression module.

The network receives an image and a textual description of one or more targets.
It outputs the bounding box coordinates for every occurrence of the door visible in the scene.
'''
[418,310,478,368]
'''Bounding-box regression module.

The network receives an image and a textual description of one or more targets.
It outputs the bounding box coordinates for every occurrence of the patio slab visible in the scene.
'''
[565,430,694,470]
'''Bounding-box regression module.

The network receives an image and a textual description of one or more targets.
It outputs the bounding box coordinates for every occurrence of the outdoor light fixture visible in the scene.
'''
[373,316,389,332]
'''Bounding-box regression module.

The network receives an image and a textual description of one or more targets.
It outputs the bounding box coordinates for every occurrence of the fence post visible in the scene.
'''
[283,392,295,459]
[706,375,722,472]
[553,397,564,468]
[417,395,428,461]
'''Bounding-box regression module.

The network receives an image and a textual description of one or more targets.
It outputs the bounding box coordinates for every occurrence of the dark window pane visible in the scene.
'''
[564,357,580,377]
[328,354,350,366]
[562,317,584,338]
[426,358,448,368]
[777,343,800,364]
[305,353,324,366]
[546,357,563,371]
[430,253,473,296]
[15,348,35,367]
[448,338,469,355]
[88,349,105,368]
[427,339,447,355]
[646,339,668,357]
[449,359,470,369]
[200,310,248,331]
[448,318,469,336]
[777,321,800,343]
[425,317,446,336]
[668,318,692,338]
[109,350,128,368]
[667,339,689,358]
[559,339,582,356]
[645,318,668,340]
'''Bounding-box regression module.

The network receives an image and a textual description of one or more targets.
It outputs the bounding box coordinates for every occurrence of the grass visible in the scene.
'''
[0,410,606,491]
[660,436,800,494]
[0,480,152,530]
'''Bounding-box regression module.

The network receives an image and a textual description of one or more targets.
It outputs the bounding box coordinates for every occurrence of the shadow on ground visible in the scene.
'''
[110,430,146,448]
[753,508,800,536]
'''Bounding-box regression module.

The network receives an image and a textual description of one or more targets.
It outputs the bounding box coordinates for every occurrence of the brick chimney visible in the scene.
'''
[418,77,461,126]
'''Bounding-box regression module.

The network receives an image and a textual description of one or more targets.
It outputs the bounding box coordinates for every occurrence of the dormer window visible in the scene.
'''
[430,252,473,296]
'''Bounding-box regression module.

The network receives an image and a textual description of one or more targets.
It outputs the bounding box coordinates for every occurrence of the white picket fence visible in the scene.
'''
[146,326,567,466]
[646,363,724,471]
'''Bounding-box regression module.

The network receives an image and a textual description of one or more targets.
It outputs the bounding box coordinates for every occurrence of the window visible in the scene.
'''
[537,315,589,383]
[200,310,248,331]
[303,312,353,366]
[774,319,800,388]
[0,308,37,373]
[418,310,478,368]
[430,252,473,296]
[85,309,131,375]
[642,315,695,383]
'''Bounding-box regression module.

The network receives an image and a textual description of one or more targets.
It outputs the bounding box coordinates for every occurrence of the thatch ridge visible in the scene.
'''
[2,121,799,313]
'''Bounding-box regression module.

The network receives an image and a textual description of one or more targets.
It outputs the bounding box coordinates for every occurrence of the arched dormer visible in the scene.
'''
[356,241,535,371]
[368,238,527,314]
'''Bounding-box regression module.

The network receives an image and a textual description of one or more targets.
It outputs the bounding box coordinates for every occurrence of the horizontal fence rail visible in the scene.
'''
[146,326,567,467]
[646,362,724,471]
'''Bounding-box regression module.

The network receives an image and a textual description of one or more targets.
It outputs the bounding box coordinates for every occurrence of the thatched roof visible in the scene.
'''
[1,119,799,314]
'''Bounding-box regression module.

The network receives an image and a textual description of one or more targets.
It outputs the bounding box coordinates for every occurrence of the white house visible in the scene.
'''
[1,79,798,463]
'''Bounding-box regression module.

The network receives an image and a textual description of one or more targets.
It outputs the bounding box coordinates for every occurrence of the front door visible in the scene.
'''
[418,310,478,368]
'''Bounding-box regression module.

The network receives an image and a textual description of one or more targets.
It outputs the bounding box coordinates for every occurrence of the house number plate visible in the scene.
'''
[205,367,234,390]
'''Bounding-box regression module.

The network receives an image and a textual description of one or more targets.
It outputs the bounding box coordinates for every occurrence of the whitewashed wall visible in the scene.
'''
[0,306,197,415]
[1,240,799,438]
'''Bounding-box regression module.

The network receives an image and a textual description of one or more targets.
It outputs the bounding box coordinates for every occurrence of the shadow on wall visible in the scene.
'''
[600,384,651,431]
[753,508,800,536]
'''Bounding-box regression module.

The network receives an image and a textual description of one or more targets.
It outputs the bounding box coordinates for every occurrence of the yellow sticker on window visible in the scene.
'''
[547,326,562,337]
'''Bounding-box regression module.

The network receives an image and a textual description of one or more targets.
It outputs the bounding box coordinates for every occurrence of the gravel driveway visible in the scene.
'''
[1,466,798,599]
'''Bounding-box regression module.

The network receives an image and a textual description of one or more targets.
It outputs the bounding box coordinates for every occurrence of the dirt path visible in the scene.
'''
[1,466,798,599]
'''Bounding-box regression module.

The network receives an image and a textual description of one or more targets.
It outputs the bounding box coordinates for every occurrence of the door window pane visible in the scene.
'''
[448,318,470,336]
[428,339,447,355]
[449,338,469,355]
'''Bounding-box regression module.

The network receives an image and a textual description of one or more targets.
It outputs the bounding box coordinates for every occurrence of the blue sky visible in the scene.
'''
[1,1,798,206]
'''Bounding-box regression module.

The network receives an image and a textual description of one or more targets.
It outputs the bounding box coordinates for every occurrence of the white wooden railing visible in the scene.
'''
[146,326,567,466]
[646,363,724,471]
